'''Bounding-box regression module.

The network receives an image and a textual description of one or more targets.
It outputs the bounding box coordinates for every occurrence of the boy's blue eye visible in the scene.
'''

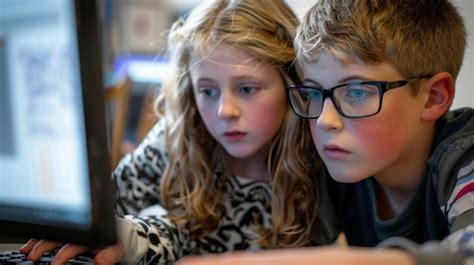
[344,85,376,100]
[349,89,366,98]
[308,89,323,100]
[298,88,322,100]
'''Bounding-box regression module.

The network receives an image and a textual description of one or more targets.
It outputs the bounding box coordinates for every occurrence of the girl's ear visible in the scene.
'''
[421,72,455,122]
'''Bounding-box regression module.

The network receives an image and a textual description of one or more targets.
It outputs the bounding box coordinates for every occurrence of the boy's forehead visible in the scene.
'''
[298,51,362,69]
[298,51,404,84]
[297,52,356,78]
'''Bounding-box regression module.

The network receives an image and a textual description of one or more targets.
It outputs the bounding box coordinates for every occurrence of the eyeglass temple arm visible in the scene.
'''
[387,75,433,90]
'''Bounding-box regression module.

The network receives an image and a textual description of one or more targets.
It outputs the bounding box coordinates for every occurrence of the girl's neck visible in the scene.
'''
[227,151,269,183]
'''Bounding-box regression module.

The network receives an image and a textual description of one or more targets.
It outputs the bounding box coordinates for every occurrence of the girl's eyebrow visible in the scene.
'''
[195,77,215,83]
[194,75,264,89]
[231,75,263,82]
[195,75,262,83]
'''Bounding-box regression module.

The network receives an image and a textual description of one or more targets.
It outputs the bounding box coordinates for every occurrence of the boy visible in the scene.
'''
[179,0,473,264]
[287,0,474,264]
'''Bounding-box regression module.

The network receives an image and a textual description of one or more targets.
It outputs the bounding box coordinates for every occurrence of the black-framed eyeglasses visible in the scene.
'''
[287,75,431,119]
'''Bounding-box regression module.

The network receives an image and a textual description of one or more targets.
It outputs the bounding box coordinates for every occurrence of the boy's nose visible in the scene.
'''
[316,99,343,131]
[218,94,240,119]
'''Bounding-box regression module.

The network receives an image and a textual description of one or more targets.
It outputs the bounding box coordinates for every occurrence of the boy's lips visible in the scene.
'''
[322,144,351,159]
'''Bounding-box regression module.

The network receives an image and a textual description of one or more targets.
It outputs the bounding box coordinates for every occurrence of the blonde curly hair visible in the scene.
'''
[155,0,320,248]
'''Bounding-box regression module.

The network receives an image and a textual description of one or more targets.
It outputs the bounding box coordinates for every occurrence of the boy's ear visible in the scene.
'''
[421,72,454,122]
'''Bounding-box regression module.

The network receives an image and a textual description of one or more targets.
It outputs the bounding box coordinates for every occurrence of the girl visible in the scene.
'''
[22,0,330,264]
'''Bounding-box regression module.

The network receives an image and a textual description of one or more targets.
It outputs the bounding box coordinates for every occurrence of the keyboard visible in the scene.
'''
[0,250,94,264]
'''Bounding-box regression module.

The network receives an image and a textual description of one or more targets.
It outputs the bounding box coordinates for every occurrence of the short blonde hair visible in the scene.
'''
[156,0,319,248]
[296,0,466,83]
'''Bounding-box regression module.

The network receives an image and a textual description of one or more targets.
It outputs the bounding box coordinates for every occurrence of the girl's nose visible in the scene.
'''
[218,93,240,119]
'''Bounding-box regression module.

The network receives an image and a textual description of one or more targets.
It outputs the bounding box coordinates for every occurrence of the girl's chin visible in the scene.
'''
[328,170,368,184]
[223,148,254,159]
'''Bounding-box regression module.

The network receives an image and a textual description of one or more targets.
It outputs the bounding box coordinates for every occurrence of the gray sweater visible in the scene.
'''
[325,108,474,265]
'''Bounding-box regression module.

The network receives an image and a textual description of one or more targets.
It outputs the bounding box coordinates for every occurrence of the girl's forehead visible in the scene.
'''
[190,44,265,70]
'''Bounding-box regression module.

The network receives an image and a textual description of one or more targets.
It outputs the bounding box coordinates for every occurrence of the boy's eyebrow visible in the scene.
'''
[339,75,371,83]
[303,75,372,87]
[303,78,322,86]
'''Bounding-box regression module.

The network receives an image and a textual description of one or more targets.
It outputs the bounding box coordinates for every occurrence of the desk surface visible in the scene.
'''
[0,243,24,252]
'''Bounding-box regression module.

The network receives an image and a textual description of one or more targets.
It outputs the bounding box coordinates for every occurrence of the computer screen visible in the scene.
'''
[0,0,116,247]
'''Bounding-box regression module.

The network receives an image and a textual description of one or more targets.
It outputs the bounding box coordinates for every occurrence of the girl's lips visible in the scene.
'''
[223,131,247,142]
[324,144,349,152]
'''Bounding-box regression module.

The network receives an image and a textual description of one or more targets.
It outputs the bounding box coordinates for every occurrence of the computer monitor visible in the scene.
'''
[0,0,116,247]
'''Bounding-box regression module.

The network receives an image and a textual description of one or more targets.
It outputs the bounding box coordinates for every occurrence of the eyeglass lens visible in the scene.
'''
[290,84,381,118]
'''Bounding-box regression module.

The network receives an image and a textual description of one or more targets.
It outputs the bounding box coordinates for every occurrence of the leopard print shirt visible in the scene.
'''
[113,121,272,264]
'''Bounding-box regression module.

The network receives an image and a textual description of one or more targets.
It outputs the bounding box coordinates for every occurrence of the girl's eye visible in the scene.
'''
[239,86,257,95]
[199,87,218,97]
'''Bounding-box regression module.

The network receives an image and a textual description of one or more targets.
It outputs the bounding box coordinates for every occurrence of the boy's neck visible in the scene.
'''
[374,182,416,220]
[373,123,435,219]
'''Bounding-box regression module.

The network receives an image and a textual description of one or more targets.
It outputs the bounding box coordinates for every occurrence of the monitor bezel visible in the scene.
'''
[0,0,117,248]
